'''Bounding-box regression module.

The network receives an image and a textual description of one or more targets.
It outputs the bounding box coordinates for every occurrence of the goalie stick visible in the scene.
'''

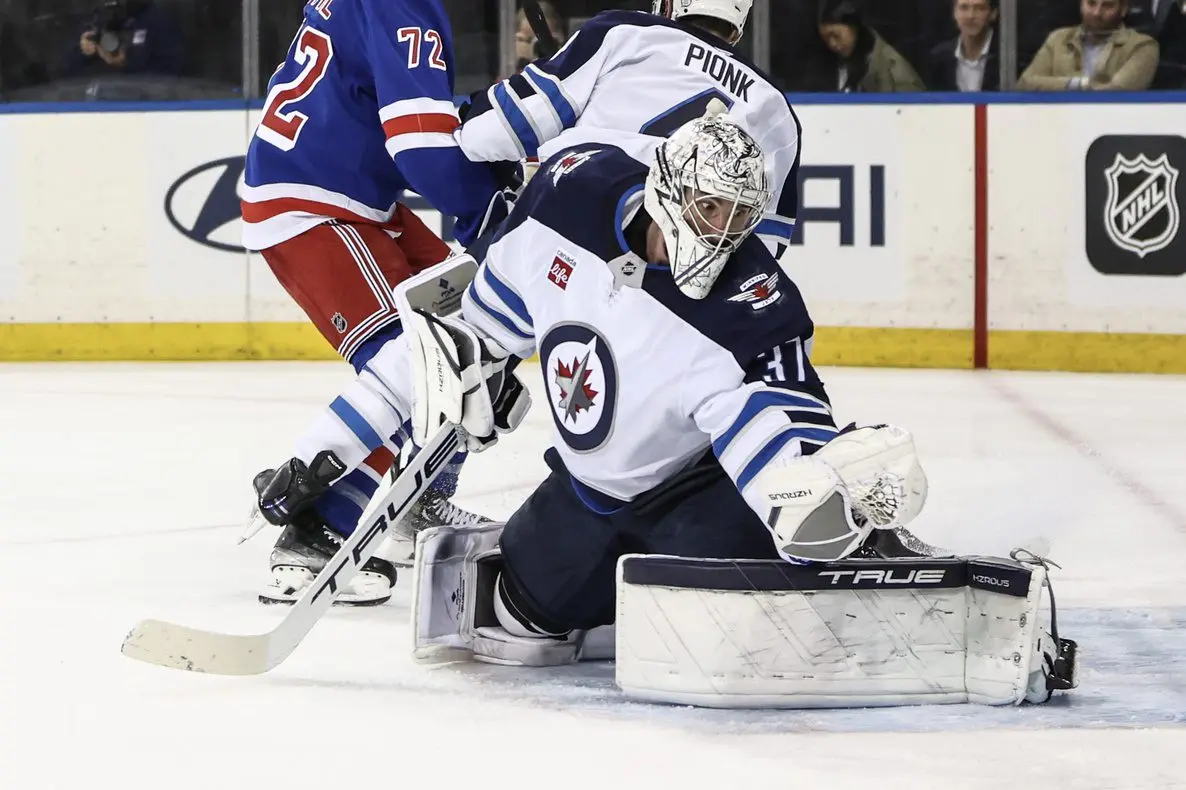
[120,424,461,676]
[521,0,559,58]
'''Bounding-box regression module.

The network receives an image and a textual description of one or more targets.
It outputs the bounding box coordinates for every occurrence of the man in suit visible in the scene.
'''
[1127,0,1186,87]
[927,0,1000,91]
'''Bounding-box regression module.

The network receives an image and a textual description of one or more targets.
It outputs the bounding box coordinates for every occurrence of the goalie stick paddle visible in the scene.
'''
[120,424,461,676]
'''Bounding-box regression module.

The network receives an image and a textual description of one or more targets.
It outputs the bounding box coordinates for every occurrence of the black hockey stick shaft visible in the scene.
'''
[521,0,559,58]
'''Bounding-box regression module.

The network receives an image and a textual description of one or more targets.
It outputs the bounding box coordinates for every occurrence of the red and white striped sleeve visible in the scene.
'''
[379,97,462,158]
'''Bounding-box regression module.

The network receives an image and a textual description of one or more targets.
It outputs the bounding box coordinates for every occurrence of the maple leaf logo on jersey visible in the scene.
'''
[550,149,602,186]
[554,352,599,423]
[727,272,781,311]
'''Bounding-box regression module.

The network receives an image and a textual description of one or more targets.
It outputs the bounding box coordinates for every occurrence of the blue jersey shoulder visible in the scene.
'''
[642,236,815,371]
[494,144,648,260]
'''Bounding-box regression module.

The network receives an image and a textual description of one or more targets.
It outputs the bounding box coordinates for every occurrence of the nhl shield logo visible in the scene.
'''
[1103,153,1181,258]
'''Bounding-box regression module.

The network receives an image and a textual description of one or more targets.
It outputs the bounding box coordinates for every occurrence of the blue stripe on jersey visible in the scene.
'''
[524,66,578,129]
[482,265,534,328]
[756,218,796,240]
[493,82,540,157]
[614,184,645,253]
[713,389,831,458]
[466,282,534,340]
[736,426,837,492]
[329,396,385,451]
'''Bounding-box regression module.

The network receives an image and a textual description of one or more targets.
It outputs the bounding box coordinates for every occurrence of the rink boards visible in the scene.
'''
[1,99,1185,372]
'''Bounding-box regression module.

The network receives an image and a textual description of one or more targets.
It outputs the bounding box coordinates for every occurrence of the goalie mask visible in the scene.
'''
[652,0,753,38]
[644,111,769,300]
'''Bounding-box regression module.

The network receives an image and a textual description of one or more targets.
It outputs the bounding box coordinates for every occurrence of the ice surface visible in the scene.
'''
[2,362,1184,789]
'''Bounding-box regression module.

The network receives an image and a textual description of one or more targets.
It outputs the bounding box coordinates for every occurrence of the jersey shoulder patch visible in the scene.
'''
[642,236,814,368]
[495,144,647,261]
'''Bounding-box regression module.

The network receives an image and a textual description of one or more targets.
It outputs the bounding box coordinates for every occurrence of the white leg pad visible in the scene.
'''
[614,552,1078,709]
[412,524,579,667]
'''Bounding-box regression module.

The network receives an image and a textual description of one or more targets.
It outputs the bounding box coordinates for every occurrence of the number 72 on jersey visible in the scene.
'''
[256,21,448,152]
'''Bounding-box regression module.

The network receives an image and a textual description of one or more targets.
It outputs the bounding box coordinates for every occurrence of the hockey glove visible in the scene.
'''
[252,450,346,527]
[406,308,531,452]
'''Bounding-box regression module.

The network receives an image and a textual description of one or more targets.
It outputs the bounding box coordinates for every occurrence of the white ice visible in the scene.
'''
[2,362,1185,789]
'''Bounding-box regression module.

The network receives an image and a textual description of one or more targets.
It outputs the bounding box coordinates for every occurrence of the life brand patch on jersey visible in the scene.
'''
[548,252,575,290]
[539,323,619,453]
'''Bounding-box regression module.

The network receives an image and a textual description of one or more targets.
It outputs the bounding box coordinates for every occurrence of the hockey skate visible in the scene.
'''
[259,511,398,606]
[248,452,398,606]
[853,526,954,559]
[386,487,493,567]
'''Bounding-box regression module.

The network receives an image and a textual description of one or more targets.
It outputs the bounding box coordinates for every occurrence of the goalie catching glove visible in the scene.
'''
[757,424,929,564]
[405,308,531,452]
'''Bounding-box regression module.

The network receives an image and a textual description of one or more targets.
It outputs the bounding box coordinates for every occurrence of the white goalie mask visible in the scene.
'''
[643,110,770,300]
[652,0,753,38]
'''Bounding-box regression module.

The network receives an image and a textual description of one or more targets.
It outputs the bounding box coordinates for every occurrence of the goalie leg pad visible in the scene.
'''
[412,524,579,667]
[965,555,1079,705]
[615,552,1078,709]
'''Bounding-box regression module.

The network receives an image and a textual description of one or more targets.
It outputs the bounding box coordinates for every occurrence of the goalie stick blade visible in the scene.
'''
[120,424,462,676]
[121,619,271,675]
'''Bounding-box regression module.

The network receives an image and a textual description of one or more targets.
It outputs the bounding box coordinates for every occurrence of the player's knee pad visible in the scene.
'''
[492,571,568,639]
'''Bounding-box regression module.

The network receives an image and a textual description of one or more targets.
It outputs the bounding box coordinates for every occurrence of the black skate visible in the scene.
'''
[386,488,494,567]
[260,512,398,606]
[250,451,396,606]
[853,527,955,560]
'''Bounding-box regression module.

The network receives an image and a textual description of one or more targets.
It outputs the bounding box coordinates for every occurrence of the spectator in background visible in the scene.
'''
[817,0,925,92]
[1018,0,1159,89]
[1127,0,1186,87]
[66,0,184,78]
[515,1,569,72]
[926,0,1000,91]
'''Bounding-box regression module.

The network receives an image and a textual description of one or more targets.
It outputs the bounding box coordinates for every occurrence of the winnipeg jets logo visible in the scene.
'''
[539,324,618,453]
[727,272,781,310]
[554,346,599,423]
[550,149,602,185]
[1104,153,1181,258]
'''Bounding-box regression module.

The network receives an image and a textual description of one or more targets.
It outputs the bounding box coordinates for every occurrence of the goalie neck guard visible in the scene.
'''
[643,111,770,300]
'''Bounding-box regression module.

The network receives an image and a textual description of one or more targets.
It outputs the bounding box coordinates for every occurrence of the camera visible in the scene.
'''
[92,0,130,55]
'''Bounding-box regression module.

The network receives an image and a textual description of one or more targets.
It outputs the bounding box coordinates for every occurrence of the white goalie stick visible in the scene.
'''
[120,424,461,676]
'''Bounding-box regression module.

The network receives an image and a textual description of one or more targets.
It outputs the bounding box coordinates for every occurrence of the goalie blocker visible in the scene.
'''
[412,523,1077,709]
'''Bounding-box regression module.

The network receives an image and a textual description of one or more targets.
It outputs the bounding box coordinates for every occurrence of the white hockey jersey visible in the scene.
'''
[456,10,801,252]
[462,145,836,518]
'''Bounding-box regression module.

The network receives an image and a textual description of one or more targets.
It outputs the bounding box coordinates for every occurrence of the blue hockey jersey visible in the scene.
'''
[464,146,836,543]
[242,0,501,251]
